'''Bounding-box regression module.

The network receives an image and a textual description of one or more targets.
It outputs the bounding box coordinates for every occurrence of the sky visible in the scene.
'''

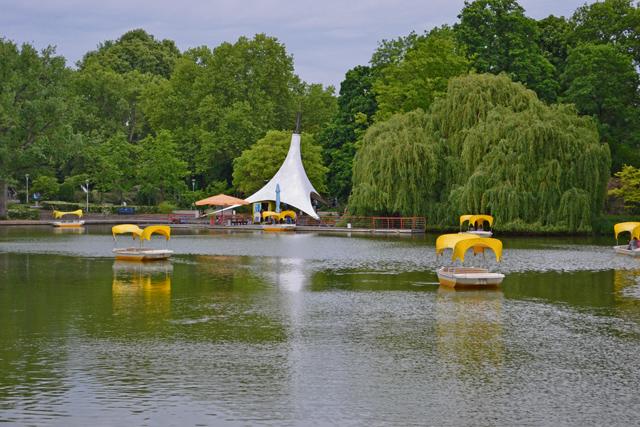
[2,0,596,90]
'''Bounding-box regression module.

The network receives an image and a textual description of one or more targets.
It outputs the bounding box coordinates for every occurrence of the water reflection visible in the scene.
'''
[112,261,173,322]
[436,286,504,365]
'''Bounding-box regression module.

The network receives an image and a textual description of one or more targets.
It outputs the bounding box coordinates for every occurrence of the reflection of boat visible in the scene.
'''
[459,215,493,237]
[262,210,296,232]
[613,222,640,256]
[436,234,504,287]
[112,224,173,261]
[51,209,85,227]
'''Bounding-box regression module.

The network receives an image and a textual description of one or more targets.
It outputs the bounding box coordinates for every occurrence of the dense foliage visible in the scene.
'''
[350,74,611,232]
[3,0,640,232]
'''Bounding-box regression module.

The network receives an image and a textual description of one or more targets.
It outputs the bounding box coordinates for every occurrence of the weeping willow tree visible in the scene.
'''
[350,73,611,232]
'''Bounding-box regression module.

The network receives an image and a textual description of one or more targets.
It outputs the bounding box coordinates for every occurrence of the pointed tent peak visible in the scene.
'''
[294,102,301,134]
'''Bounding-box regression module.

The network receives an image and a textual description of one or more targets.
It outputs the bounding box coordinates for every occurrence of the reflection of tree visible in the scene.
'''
[436,287,504,378]
[112,261,172,323]
[613,270,640,316]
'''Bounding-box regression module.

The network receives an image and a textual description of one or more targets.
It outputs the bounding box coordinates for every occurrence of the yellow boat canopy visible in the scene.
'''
[468,214,493,227]
[436,233,503,263]
[53,209,83,218]
[459,215,474,225]
[262,210,296,221]
[614,222,640,239]
[112,224,143,240]
[140,225,171,242]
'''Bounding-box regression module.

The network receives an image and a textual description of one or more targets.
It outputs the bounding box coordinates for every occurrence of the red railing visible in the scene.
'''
[296,216,426,230]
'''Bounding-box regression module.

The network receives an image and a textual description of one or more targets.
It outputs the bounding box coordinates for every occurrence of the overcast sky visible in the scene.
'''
[2,0,595,90]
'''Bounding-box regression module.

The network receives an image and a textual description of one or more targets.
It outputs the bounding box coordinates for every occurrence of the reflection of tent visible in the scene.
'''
[243,109,323,219]
[196,194,248,215]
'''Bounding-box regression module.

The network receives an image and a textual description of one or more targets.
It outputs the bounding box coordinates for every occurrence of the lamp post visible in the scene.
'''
[85,180,89,212]
[25,174,29,205]
[191,179,196,192]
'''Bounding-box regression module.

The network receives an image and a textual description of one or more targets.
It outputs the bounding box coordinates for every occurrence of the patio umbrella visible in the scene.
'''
[195,194,249,215]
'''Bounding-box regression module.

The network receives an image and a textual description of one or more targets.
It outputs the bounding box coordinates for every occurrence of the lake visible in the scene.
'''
[1,225,639,426]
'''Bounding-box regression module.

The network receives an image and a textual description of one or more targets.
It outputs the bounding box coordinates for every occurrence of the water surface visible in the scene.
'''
[1,226,639,425]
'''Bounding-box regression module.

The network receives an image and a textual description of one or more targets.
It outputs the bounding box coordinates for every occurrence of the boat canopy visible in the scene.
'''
[112,224,143,240]
[263,210,296,221]
[140,225,171,242]
[467,215,494,227]
[53,209,83,218]
[614,222,640,239]
[436,233,502,263]
[459,215,474,225]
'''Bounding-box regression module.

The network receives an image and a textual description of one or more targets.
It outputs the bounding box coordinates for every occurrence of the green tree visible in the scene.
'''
[569,0,640,65]
[317,65,378,201]
[537,15,572,78]
[455,0,559,102]
[30,175,60,201]
[232,130,327,196]
[79,28,181,79]
[609,164,640,211]
[137,130,189,204]
[88,134,141,202]
[143,34,313,185]
[350,74,611,232]
[560,43,640,172]
[0,39,77,217]
[373,26,472,122]
[349,109,441,217]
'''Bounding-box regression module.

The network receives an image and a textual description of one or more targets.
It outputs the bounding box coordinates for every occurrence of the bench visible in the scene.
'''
[119,208,134,214]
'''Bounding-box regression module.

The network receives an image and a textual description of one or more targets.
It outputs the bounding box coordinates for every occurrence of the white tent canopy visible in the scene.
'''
[244,132,321,219]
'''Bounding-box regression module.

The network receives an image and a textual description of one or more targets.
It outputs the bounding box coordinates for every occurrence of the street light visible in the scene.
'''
[191,179,196,192]
[25,174,29,205]
[85,180,89,212]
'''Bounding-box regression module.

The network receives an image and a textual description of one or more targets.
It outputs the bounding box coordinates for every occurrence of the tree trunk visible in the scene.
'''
[0,182,8,218]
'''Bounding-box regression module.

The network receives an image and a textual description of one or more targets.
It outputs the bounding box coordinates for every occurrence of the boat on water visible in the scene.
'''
[436,233,505,287]
[261,210,297,232]
[613,222,640,256]
[112,224,173,261]
[459,215,493,237]
[51,209,85,227]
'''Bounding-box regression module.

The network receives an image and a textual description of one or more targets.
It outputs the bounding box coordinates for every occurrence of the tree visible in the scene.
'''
[608,164,640,211]
[317,65,378,201]
[137,130,189,204]
[79,29,181,79]
[537,15,572,78]
[349,109,441,217]
[0,39,76,217]
[350,74,611,232]
[143,34,311,185]
[455,0,559,102]
[560,43,640,172]
[88,133,141,202]
[373,26,472,122]
[30,175,60,201]
[232,130,327,197]
[569,0,640,65]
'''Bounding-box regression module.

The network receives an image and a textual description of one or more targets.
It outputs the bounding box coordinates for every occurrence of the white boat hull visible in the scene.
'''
[437,267,504,287]
[614,245,640,256]
[113,247,173,261]
[459,230,492,237]
[262,224,296,232]
[52,220,85,228]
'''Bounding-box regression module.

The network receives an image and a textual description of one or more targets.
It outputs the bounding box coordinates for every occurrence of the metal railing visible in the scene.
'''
[296,216,426,230]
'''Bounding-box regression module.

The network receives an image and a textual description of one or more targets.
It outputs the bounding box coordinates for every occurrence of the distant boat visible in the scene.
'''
[51,209,85,227]
[112,224,173,261]
[613,222,640,256]
[459,215,493,237]
[436,233,505,287]
[261,210,296,232]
